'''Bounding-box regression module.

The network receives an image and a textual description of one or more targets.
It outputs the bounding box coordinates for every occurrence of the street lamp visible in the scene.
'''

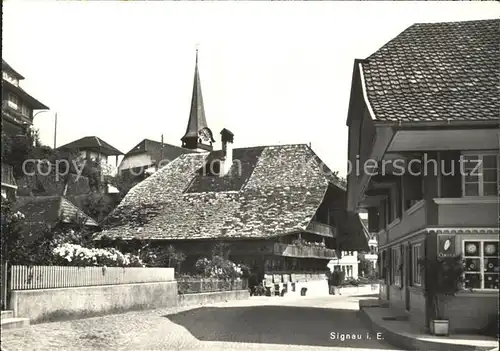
[30,110,57,149]
[32,110,50,119]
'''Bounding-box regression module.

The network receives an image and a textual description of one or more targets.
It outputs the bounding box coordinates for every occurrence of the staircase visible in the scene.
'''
[1,310,30,330]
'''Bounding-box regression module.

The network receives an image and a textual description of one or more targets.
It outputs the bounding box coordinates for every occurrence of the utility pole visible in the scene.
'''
[159,134,164,170]
[53,113,58,149]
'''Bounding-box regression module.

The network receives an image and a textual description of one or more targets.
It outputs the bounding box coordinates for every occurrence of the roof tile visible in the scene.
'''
[99,144,344,241]
[362,19,499,122]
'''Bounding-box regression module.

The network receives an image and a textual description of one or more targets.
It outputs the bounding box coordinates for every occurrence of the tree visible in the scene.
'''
[106,171,141,198]
[1,198,55,265]
[79,194,119,223]
[358,255,376,278]
[1,196,99,266]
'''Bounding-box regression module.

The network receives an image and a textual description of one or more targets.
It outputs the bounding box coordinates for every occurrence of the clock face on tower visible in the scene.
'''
[198,128,212,143]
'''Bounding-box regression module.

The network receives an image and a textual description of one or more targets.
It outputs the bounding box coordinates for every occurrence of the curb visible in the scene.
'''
[358,306,494,351]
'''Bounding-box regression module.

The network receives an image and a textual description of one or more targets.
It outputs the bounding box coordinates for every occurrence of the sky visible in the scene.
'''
[3,1,499,176]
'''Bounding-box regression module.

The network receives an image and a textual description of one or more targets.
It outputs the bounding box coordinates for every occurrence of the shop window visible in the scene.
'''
[463,240,499,289]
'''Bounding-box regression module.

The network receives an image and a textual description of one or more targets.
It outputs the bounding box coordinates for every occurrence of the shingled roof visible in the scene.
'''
[361,19,500,122]
[122,139,194,167]
[58,136,123,156]
[14,196,98,244]
[2,59,24,80]
[16,168,90,197]
[98,144,346,241]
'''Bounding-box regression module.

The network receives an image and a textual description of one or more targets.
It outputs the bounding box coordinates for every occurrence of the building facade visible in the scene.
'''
[1,164,17,201]
[118,139,194,178]
[345,19,499,334]
[1,60,49,137]
[58,136,123,168]
[328,251,359,279]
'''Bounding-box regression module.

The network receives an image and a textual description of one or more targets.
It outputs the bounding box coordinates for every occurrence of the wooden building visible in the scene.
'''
[58,136,123,168]
[345,19,499,334]
[97,50,368,292]
[118,139,194,178]
[1,60,49,137]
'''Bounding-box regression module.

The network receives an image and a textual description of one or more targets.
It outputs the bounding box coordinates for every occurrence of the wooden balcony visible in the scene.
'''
[434,197,498,227]
[2,101,31,126]
[273,243,337,259]
[305,221,336,237]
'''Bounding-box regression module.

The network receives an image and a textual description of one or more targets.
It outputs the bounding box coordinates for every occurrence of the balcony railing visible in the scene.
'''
[1,164,16,188]
[273,243,337,259]
[306,221,336,237]
[2,101,31,125]
[434,197,498,228]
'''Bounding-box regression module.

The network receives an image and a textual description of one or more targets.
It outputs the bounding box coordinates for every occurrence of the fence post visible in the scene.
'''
[1,261,8,310]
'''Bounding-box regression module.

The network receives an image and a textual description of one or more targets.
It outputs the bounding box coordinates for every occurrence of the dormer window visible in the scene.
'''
[3,71,19,86]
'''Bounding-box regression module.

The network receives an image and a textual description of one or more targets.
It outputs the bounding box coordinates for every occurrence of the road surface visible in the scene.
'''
[1,294,401,351]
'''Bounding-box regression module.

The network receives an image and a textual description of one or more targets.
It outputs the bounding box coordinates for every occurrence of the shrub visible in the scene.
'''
[52,243,144,267]
[137,245,186,270]
[419,256,465,320]
[194,256,246,280]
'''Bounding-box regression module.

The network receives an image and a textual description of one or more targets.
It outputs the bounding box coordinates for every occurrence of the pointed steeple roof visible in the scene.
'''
[181,49,214,144]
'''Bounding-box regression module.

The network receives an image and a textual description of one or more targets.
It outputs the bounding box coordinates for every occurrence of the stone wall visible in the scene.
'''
[11,281,178,323]
[178,290,249,306]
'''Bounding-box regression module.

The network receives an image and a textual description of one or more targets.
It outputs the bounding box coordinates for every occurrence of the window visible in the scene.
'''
[7,93,19,109]
[462,153,498,197]
[346,265,353,278]
[463,240,499,290]
[411,244,422,286]
[3,71,19,86]
[404,164,424,210]
[391,246,401,287]
[21,103,31,117]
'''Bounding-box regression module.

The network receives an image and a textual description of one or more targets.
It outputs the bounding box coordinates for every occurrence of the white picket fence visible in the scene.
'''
[10,265,175,290]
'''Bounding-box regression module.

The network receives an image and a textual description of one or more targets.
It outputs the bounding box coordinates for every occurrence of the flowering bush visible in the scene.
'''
[11,211,25,221]
[194,256,248,280]
[52,243,144,267]
[291,238,325,247]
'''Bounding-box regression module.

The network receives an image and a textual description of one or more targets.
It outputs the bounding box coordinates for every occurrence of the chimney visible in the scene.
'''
[220,128,234,176]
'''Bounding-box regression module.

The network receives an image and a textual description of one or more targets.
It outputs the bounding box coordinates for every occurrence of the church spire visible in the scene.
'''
[181,47,214,151]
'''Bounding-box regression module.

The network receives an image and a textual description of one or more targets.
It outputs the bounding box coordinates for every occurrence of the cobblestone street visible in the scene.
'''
[1,295,399,351]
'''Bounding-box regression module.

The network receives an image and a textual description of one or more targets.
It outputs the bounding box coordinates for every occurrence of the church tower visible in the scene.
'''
[181,48,215,151]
